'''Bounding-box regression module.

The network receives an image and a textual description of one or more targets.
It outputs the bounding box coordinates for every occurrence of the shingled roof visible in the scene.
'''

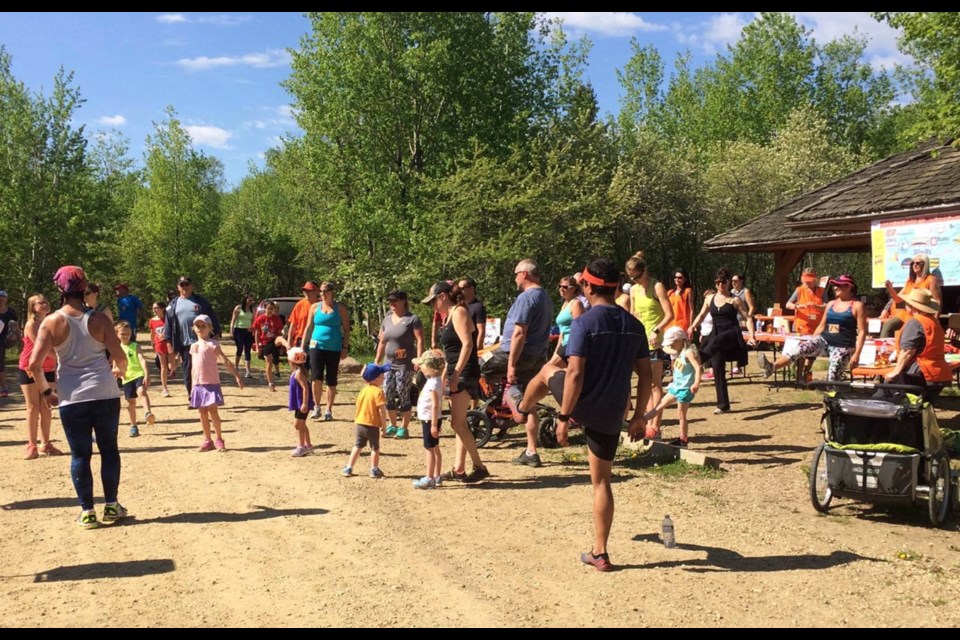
[785,137,960,230]
[706,137,960,251]
[704,197,867,253]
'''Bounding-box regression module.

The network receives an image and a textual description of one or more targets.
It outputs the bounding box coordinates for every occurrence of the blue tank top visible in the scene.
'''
[310,303,343,351]
[823,303,857,348]
[556,302,574,345]
[671,347,696,390]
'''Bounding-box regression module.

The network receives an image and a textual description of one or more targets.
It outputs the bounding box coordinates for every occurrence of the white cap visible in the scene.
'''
[621,283,632,294]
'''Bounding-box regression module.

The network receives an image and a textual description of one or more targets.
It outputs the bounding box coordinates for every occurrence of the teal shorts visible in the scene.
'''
[666,383,694,404]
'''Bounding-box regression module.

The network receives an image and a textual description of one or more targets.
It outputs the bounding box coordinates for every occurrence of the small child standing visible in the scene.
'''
[412,352,445,489]
[190,314,244,452]
[644,326,701,447]
[252,301,284,391]
[343,363,391,478]
[149,302,174,397]
[116,320,155,438]
[286,346,314,457]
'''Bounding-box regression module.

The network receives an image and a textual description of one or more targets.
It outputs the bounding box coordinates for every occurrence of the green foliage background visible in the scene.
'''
[1,12,956,331]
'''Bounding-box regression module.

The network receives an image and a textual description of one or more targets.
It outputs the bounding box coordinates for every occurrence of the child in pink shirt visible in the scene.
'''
[189,314,244,452]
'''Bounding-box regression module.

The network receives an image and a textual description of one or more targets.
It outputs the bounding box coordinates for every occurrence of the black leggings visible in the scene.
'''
[310,348,340,387]
[233,328,254,362]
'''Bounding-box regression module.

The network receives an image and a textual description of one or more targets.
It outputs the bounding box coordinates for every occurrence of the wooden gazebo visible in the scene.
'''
[705,137,960,304]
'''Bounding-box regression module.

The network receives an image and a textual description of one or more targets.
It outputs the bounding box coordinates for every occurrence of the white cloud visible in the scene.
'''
[792,12,912,69]
[97,114,127,126]
[546,12,666,36]
[196,14,251,27]
[157,13,250,27]
[671,12,750,55]
[176,49,291,72]
[184,125,233,149]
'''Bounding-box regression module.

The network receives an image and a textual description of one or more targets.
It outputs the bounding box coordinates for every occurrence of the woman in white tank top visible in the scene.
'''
[28,266,129,530]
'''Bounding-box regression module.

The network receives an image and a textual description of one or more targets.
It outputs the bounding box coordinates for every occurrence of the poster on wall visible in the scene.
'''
[871,213,960,288]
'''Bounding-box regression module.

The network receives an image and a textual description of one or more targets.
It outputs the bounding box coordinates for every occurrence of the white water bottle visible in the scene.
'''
[661,515,676,548]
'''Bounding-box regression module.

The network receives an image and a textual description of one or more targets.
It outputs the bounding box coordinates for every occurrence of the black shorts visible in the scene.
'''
[421,418,443,449]
[261,341,280,365]
[585,428,620,462]
[446,368,480,399]
[294,409,309,421]
[18,369,56,385]
[123,377,144,400]
[480,348,546,388]
[310,349,340,387]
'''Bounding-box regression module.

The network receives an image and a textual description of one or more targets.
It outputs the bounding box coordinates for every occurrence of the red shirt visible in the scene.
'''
[252,314,284,346]
[149,318,167,350]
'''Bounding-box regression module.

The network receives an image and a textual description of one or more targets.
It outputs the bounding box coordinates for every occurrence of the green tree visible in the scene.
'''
[0,48,94,306]
[876,12,960,141]
[122,107,223,301]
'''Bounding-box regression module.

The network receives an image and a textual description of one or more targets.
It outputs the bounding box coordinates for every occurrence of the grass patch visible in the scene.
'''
[622,456,725,479]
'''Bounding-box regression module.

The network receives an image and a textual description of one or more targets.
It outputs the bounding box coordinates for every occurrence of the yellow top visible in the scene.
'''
[354,383,386,428]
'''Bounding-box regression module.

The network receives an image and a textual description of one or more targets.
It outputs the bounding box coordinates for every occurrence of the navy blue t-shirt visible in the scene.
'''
[566,304,650,434]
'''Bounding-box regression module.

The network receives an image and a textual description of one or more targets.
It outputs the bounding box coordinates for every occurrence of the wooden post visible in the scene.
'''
[773,249,806,307]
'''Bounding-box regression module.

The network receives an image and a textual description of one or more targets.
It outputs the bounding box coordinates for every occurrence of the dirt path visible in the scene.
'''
[1,353,958,627]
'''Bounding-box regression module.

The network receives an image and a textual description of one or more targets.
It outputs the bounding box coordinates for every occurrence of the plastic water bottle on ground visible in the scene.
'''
[661,515,676,548]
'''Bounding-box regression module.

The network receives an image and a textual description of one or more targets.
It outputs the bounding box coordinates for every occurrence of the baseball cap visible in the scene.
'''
[661,326,688,356]
[193,314,212,326]
[362,362,392,382]
[113,283,129,291]
[301,281,320,292]
[178,276,193,286]
[287,346,307,365]
[0,290,7,298]
[412,351,445,371]
[387,290,407,302]
[421,281,453,304]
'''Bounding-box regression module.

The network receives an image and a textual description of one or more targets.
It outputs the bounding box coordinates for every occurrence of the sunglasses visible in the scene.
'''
[912,262,924,266]
[715,279,728,285]
[558,285,573,290]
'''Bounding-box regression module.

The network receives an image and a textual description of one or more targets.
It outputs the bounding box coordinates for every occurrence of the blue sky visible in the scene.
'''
[0,12,907,188]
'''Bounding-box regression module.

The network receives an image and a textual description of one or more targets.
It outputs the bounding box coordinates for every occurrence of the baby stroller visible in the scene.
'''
[808,381,952,526]
[467,375,560,448]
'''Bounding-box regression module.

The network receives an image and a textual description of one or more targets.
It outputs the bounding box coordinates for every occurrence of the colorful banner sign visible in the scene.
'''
[871,213,960,288]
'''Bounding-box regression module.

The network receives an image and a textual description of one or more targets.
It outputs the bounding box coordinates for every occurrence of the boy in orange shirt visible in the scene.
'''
[343,363,391,478]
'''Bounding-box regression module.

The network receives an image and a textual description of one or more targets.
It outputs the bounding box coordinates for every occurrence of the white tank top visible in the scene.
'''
[55,309,121,406]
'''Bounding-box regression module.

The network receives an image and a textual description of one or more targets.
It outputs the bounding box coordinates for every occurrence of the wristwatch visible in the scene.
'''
[42,388,53,397]
[558,413,571,421]
[652,327,661,335]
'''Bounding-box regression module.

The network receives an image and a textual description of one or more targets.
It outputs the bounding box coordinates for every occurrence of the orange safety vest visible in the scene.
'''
[668,288,693,332]
[894,275,937,324]
[793,285,825,335]
[894,314,952,383]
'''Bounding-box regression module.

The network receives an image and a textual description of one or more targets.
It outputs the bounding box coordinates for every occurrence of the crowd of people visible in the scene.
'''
[3,252,956,569]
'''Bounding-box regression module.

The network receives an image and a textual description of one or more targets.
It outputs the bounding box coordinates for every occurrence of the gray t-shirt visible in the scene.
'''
[175,297,202,347]
[898,318,927,377]
[380,312,423,364]
[501,287,554,358]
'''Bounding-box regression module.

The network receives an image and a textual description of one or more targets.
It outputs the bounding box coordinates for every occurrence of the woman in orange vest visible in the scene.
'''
[886,288,951,400]
[786,268,826,383]
[667,267,694,333]
[880,253,941,338]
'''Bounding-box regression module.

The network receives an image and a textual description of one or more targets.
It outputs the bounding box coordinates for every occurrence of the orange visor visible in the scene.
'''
[580,268,620,289]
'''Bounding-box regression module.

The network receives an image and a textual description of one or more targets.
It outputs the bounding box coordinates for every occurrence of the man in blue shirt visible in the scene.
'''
[480,258,553,467]
[114,284,144,339]
[506,258,651,572]
[164,276,220,395]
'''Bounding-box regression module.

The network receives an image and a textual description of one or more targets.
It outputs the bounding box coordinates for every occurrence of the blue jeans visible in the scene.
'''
[179,348,193,394]
[59,397,122,511]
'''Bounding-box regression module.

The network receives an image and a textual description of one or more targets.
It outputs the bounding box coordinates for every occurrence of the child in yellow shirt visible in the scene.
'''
[343,363,391,478]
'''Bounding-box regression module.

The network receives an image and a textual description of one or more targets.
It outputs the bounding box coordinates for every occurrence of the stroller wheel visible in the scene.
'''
[466,409,492,448]
[538,415,559,449]
[928,453,951,527]
[809,444,833,513]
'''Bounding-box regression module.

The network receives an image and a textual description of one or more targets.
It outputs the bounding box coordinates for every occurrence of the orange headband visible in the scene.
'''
[580,268,620,288]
